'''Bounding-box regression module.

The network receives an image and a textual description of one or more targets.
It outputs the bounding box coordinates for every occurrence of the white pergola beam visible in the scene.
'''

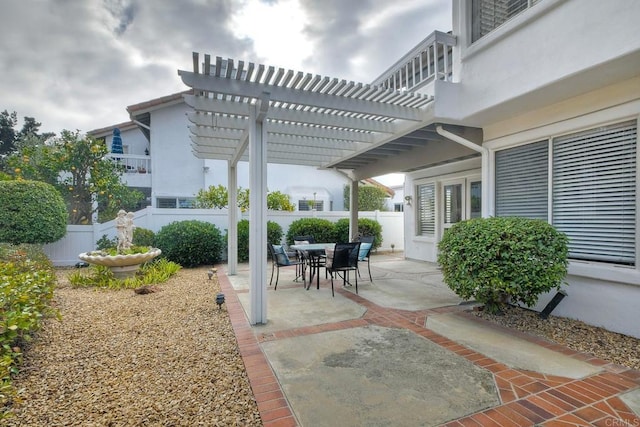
[180,71,426,121]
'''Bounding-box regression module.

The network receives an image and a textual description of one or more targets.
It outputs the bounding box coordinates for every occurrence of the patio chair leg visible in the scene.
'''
[330,272,335,297]
[269,263,275,287]
[274,266,280,290]
[355,271,358,294]
[367,260,372,282]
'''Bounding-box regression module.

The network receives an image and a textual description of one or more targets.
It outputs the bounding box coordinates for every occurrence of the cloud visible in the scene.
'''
[0,0,450,134]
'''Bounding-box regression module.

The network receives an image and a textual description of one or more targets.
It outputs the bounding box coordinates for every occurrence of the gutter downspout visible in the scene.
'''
[435,125,492,217]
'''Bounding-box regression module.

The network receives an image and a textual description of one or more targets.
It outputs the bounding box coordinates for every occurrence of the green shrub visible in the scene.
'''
[285,218,336,245]
[438,217,569,314]
[133,227,156,247]
[155,220,224,267]
[68,258,181,289]
[96,234,117,250]
[0,244,58,418]
[237,219,283,262]
[0,180,67,244]
[334,218,383,249]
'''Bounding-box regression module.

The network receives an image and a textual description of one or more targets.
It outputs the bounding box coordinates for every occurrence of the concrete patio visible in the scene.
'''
[217,252,640,426]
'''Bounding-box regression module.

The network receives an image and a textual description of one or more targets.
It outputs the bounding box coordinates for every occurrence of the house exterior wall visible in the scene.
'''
[443,0,640,126]
[149,103,206,204]
[401,0,640,338]
[404,158,481,262]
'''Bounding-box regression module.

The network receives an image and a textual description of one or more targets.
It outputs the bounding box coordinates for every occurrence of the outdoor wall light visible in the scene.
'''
[215,293,226,310]
[404,195,412,206]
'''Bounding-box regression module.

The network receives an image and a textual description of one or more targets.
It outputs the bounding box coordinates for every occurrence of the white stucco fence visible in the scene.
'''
[43,207,404,266]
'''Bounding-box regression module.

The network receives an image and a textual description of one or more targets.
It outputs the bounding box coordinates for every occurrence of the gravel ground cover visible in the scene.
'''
[476,305,640,371]
[6,267,261,426]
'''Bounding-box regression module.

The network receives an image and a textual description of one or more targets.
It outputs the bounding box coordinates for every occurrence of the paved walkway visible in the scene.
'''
[218,253,640,426]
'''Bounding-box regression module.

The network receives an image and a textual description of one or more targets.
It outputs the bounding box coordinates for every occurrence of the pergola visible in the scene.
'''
[178,53,482,324]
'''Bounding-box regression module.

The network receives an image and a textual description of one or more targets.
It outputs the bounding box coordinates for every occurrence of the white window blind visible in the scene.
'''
[471,0,540,42]
[495,140,548,220]
[553,121,637,265]
[417,183,436,236]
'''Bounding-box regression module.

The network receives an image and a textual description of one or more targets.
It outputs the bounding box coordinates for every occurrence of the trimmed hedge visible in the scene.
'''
[133,227,156,247]
[285,218,336,245]
[237,219,283,262]
[0,180,67,244]
[334,218,382,249]
[437,217,569,314]
[155,220,225,267]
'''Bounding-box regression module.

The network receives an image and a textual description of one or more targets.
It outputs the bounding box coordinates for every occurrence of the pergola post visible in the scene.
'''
[248,95,269,325]
[227,161,238,275]
[349,179,359,241]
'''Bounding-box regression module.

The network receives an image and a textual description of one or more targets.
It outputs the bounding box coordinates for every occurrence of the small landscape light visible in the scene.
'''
[207,270,214,280]
[215,293,225,310]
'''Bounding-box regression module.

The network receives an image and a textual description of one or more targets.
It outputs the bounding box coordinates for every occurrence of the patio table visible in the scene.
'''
[290,243,335,290]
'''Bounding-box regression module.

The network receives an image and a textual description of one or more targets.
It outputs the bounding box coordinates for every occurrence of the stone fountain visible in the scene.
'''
[78,210,161,279]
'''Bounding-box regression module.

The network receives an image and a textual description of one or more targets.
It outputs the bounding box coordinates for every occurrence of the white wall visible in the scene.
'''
[445,0,640,126]
[150,103,206,202]
[44,207,403,264]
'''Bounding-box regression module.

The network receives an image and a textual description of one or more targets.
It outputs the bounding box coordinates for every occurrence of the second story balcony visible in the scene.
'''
[371,30,456,93]
[106,153,152,187]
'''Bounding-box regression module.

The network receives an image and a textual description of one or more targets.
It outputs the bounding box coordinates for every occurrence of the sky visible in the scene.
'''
[0,0,451,185]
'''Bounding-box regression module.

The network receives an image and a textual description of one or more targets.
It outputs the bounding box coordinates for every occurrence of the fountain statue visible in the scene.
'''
[78,210,161,278]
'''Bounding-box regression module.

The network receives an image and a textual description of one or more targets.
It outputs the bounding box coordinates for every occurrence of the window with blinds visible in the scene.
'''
[417,183,436,236]
[495,140,548,220]
[495,120,638,266]
[471,0,541,42]
[553,121,637,265]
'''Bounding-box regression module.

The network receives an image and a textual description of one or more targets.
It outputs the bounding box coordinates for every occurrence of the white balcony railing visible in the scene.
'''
[106,153,151,175]
[371,30,457,92]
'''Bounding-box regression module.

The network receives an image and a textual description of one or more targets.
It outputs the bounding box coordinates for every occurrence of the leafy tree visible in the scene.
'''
[343,184,389,211]
[0,111,53,156]
[0,110,18,155]
[5,130,142,224]
[195,184,228,209]
[196,186,293,211]
[267,190,294,211]
[0,180,67,244]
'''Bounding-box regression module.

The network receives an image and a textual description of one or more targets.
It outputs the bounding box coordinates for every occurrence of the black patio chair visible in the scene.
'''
[325,242,360,297]
[357,236,374,281]
[293,235,326,280]
[268,243,305,290]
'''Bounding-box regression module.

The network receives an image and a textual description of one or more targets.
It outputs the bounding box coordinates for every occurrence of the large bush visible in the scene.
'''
[237,219,283,262]
[155,220,225,267]
[0,244,58,418]
[0,180,67,244]
[437,217,569,314]
[285,218,336,245]
[334,218,382,248]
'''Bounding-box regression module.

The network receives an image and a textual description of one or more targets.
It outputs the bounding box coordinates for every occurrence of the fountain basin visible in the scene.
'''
[78,248,162,279]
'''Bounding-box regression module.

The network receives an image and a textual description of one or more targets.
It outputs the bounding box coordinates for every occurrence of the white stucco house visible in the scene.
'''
[173,0,640,335]
[89,92,353,212]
